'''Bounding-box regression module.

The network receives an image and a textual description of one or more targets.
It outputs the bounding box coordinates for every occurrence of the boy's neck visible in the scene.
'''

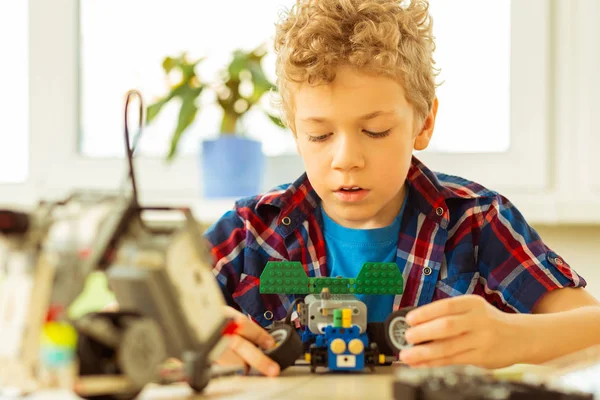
[322,184,408,230]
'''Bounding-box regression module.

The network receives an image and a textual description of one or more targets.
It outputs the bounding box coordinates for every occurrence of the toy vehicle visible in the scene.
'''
[0,90,278,399]
[392,365,594,400]
[259,261,414,372]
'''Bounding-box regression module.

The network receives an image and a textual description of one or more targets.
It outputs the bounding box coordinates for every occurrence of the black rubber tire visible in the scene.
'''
[263,324,303,371]
[384,307,415,353]
[367,322,395,356]
[76,394,141,400]
[75,312,143,400]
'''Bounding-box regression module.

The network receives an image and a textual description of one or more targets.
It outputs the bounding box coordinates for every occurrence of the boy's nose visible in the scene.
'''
[330,134,365,171]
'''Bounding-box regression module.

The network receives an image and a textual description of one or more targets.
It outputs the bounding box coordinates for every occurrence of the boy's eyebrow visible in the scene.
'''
[300,110,397,123]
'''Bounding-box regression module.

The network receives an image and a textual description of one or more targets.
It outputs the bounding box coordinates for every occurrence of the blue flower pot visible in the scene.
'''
[200,136,265,198]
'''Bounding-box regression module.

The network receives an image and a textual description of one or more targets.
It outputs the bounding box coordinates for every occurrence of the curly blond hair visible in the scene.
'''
[274,0,438,132]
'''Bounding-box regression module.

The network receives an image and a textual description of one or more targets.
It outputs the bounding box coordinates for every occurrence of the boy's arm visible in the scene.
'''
[398,195,598,368]
[524,287,600,363]
[204,210,282,376]
[399,289,600,368]
[204,210,247,311]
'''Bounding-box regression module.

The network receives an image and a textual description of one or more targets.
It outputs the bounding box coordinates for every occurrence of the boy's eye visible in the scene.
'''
[363,129,391,138]
[307,133,332,142]
[306,129,391,142]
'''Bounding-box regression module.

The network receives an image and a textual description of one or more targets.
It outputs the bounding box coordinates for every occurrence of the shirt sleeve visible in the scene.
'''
[203,209,247,310]
[475,194,586,313]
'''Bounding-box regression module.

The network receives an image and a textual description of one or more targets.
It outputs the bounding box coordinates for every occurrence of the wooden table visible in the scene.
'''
[23,365,397,400]
[16,349,600,400]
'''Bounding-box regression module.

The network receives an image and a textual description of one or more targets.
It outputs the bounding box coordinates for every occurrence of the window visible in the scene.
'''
[79,0,296,159]
[428,0,510,153]
[22,0,592,224]
[417,0,549,191]
[79,0,511,160]
[0,2,28,184]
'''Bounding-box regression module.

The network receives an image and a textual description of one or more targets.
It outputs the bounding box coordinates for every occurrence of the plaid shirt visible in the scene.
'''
[205,156,585,328]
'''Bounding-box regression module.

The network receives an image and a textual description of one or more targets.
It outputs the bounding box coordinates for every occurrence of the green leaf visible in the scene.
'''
[146,86,180,124]
[146,99,168,124]
[162,56,178,74]
[266,112,286,128]
[166,89,202,161]
[228,50,249,78]
[246,61,276,105]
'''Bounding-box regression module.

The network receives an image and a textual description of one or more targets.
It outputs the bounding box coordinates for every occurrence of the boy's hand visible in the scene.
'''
[215,306,280,377]
[399,295,525,369]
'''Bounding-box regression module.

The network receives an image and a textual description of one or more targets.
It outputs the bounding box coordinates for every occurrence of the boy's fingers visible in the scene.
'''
[228,335,280,377]
[406,296,475,325]
[409,348,478,368]
[400,332,476,365]
[405,315,469,344]
[223,305,246,319]
[235,317,276,349]
[222,306,275,349]
[214,347,246,368]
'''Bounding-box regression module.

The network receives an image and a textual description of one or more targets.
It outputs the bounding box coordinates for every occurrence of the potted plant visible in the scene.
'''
[146,45,284,198]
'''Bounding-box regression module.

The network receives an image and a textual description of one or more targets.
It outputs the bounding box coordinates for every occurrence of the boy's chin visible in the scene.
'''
[326,205,395,229]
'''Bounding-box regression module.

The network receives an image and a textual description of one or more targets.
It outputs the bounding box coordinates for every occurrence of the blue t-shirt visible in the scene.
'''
[321,191,408,323]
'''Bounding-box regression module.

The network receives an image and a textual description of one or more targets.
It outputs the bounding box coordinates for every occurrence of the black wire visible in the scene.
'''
[123,89,144,209]
[285,297,304,325]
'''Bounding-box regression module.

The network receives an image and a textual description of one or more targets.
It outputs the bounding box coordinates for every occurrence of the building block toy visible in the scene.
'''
[259,261,412,373]
[260,261,404,295]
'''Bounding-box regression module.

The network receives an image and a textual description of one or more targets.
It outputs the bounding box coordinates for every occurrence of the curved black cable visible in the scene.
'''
[123,89,144,208]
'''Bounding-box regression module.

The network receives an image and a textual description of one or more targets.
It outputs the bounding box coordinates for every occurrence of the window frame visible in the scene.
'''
[5,0,600,224]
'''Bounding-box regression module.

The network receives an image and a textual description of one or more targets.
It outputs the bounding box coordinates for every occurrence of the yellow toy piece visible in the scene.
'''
[330,338,346,354]
[348,339,364,355]
[342,309,352,328]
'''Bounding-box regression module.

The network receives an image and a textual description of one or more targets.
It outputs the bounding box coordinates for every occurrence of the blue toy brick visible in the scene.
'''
[314,325,369,372]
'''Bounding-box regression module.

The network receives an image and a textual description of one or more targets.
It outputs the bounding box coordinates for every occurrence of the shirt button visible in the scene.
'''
[264,310,274,320]
[555,257,564,266]
[282,216,292,226]
[435,207,444,217]
[423,266,432,276]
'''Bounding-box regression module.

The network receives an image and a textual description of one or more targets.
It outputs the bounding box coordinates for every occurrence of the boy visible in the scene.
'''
[206,0,600,377]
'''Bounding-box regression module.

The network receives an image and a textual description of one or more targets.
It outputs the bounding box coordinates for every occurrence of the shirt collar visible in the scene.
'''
[256,155,454,235]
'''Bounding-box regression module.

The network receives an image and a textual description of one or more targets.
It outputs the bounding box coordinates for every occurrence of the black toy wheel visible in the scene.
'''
[384,307,415,353]
[75,312,143,400]
[367,322,395,356]
[118,317,168,388]
[263,324,303,371]
[75,392,141,400]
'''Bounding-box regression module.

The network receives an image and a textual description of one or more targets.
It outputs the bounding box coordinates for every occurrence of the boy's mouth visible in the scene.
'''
[338,186,363,192]
[334,186,370,202]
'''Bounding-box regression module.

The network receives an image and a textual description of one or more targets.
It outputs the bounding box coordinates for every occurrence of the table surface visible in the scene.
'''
[16,362,595,400]
[11,350,600,399]
[20,365,401,400]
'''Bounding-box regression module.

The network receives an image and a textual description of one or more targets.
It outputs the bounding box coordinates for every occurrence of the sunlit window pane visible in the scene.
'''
[79,0,296,158]
[428,0,510,152]
[0,1,28,183]
[79,0,510,158]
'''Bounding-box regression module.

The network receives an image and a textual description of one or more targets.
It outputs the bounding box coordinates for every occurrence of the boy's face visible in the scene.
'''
[293,66,438,229]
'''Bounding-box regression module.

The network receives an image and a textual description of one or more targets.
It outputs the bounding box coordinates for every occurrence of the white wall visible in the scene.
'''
[533,225,600,300]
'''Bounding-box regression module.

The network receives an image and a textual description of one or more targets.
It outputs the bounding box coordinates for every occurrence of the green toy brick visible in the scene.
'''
[355,262,404,295]
[260,261,309,294]
[259,261,404,295]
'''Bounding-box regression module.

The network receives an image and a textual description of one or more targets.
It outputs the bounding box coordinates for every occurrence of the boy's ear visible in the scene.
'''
[413,97,439,151]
